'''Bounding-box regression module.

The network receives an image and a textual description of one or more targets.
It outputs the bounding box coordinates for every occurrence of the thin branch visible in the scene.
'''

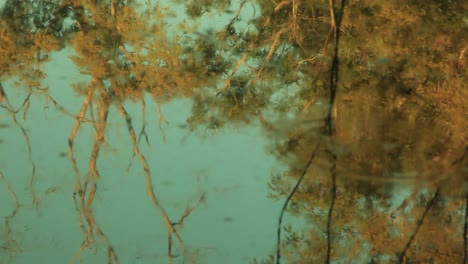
[0,170,21,256]
[44,94,95,123]
[173,192,206,229]
[155,98,168,142]
[276,143,320,264]
[117,103,187,260]
[325,159,336,264]
[215,51,250,96]
[68,79,94,241]
[227,0,247,29]
[464,192,468,264]
[68,78,119,263]
[1,84,38,209]
[398,189,440,262]
[325,1,346,263]
[126,97,151,174]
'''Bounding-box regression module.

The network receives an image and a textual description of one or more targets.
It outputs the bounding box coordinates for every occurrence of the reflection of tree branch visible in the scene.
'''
[227,0,246,28]
[399,189,440,262]
[173,192,206,229]
[68,79,94,237]
[37,186,61,204]
[465,192,468,264]
[0,170,21,259]
[117,103,186,260]
[0,82,5,103]
[155,99,168,143]
[44,94,94,123]
[0,85,38,209]
[453,146,468,264]
[126,98,150,174]
[141,98,150,146]
[215,51,249,96]
[67,79,118,263]
[276,143,319,264]
[324,1,346,263]
[86,83,110,207]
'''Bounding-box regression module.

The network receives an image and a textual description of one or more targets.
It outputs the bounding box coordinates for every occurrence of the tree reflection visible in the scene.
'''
[1,0,206,263]
[0,0,467,263]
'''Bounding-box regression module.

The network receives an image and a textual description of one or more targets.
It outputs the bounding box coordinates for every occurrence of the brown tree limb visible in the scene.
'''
[117,103,186,260]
